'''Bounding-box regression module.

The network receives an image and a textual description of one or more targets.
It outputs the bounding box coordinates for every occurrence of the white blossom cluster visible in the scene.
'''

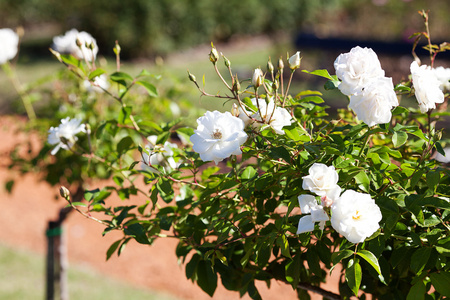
[52,29,99,62]
[410,61,445,113]
[141,135,180,174]
[238,97,292,135]
[298,163,382,244]
[431,66,450,92]
[334,46,398,127]
[47,117,86,155]
[83,74,110,93]
[0,28,19,64]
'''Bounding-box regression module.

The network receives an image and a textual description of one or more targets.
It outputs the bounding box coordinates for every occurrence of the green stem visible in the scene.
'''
[2,62,36,120]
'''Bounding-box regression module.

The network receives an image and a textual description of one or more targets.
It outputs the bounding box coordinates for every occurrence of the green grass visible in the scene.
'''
[0,243,178,300]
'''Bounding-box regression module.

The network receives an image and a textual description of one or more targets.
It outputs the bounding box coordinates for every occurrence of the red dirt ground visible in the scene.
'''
[0,115,341,300]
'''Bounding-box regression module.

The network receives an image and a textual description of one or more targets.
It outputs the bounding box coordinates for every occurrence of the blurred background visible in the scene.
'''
[0,0,449,299]
[0,0,449,114]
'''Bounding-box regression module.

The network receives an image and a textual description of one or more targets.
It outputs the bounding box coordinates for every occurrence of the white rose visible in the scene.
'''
[83,74,110,93]
[410,61,445,113]
[297,194,329,234]
[47,117,86,155]
[190,111,248,165]
[431,66,450,92]
[0,28,19,64]
[52,29,99,61]
[240,98,292,135]
[288,51,301,70]
[330,190,382,244]
[334,46,385,96]
[348,77,398,127]
[141,135,179,173]
[302,163,341,200]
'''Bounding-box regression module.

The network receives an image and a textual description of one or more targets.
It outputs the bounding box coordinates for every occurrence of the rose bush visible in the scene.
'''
[6,11,450,300]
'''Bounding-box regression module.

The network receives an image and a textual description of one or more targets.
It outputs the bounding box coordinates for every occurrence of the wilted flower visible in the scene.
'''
[47,117,86,155]
[190,111,248,165]
[431,66,450,92]
[302,163,341,200]
[83,74,110,93]
[288,51,301,70]
[297,194,329,234]
[330,190,382,244]
[410,61,445,113]
[0,28,19,64]
[349,77,398,127]
[239,98,292,135]
[334,46,385,96]
[52,29,99,61]
[141,135,179,173]
[252,68,264,89]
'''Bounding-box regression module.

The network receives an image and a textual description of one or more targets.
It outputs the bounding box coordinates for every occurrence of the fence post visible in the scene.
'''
[45,207,71,300]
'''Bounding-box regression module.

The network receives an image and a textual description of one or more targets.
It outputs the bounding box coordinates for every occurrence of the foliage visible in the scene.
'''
[5,12,450,300]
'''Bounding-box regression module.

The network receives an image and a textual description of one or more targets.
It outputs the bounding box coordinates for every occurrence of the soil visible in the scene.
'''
[0,115,341,300]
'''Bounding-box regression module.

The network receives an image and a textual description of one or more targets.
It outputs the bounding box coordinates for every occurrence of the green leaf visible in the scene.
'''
[302,69,334,80]
[242,166,257,180]
[406,280,426,300]
[276,234,291,258]
[269,146,291,163]
[324,78,340,90]
[106,240,122,260]
[186,253,200,280]
[426,171,440,190]
[5,180,14,193]
[392,106,409,115]
[410,247,432,275]
[118,106,133,125]
[285,254,302,289]
[300,96,324,104]
[88,68,106,81]
[124,223,149,245]
[307,248,322,276]
[392,131,408,148]
[355,171,370,193]
[435,141,446,156]
[117,136,134,156]
[346,258,362,296]
[430,272,450,297]
[136,80,158,97]
[110,71,133,83]
[196,260,217,297]
[356,250,381,275]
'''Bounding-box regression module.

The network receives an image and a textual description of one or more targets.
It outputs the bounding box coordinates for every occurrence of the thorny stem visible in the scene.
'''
[214,64,232,91]
[422,10,434,67]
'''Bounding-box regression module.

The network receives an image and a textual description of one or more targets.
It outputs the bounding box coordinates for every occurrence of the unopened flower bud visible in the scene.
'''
[209,44,219,64]
[267,57,274,74]
[288,51,301,70]
[187,70,196,83]
[85,123,91,135]
[88,42,95,50]
[232,74,240,92]
[76,37,83,48]
[252,68,264,89]
[16,26,24,39]
[223,54,231,68]
[59,186,71,200]
[49,48,62,62]
[114,41,121,55]
[231,103,239,117]
[278,57,284,71]
[272,79,279,91]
